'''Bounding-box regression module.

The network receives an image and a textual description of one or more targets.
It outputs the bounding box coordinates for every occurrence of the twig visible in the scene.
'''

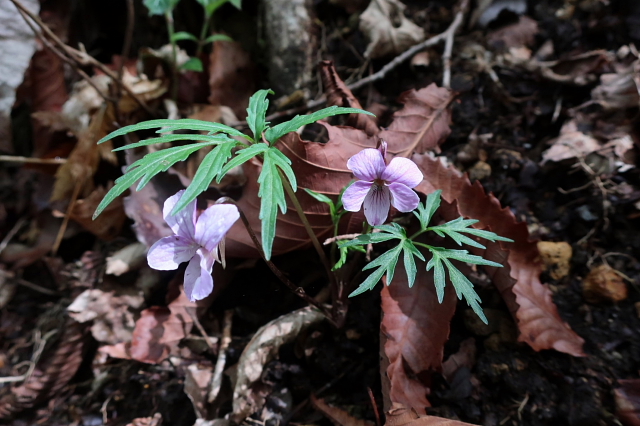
[10,0,154,116]
[51,178,82,255]
[208,309,233,403]
[118,0,135,83]
[0,217,27,256]
[323,233,361,245]
[0,155,67,165]
[188,309,217,350]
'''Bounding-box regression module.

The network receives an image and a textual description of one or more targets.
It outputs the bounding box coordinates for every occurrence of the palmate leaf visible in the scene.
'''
[111,133,234,151]
[257,149,291,260]
[219,143,269,178]
[246,89,273,140]
[414,190,442,230]
[429,216,514,249]
[350,245,403,297]
[93,141,217,219]
[96,119,248,145]
[264,106,375,144]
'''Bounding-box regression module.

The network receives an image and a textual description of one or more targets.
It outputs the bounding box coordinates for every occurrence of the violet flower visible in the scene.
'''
[342,142,423,226]
[147,190,239,302]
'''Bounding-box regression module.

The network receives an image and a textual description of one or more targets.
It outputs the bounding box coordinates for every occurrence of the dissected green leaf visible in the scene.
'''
[112,133,234,152]
[444,259,487,324]
[264,106,375,144]
[414,190,442,230]
[97,119,248,144]
[219,143,269,179]
[350,244,402,297]
[428,216,514,249]
[401,240,424,288]
[246,89,273,140]
[94,142,215,219]
[268,148,297,191]
[170,142,236,215]
[257,154,287,260]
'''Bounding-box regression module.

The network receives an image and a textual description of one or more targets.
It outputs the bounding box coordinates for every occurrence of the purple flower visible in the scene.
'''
[342,142,423,226]
[147,190,239,302]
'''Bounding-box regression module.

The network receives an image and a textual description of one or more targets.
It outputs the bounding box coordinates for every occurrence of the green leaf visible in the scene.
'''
[171,31,199,42]
[94,141,215,219]
[204,34,233,44]
[338,232,399,248]
[265,106,375,144]
[350,244,402,297]
[414,190,442,229]
[111,133,234,151]
[170,142,236,215]
[218,143,269,179]
[401,240,424,288]
[333,245,365,271]
[97,119,248,144]
[229,0,241,9]
[428,216,514,249]
[267,148,296,191]
[143,0,179,15]
[257,153,287,260]
[443,259,487,324]
[181,57,204,72]
[246,89,273,140]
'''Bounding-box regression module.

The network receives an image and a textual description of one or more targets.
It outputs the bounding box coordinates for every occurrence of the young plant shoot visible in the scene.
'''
[94,90,512,322]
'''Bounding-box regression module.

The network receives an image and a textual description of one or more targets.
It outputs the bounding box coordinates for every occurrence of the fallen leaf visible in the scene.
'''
[208,40,258,120]
[534,50,612,86]
[126,413,162,426]
[0,0,39,152]
[359,0,425,59]
[67,185,126,240]
[541,120,601,164]
[184,362,214,419]
[413,153,585,356]
[385,404,479,426]
[471,0,527,27]
[311,394,376,426]
[232,306,325,422]
[441,338,476,383]
[67,288,144,345]
[616,379,640,426]
[591,60,640,110]
[381,253,458,414]
[487,16,538,50]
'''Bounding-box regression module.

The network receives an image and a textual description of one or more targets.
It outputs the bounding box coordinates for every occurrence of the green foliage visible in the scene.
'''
[342,193,514,324]
[143,0,179,15]
[246,89,273,141]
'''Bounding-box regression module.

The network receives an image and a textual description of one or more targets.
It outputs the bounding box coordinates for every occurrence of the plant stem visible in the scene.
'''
[279,170,338,290]
[165,11,179,102]
[196,12,212,57]
[221,198,336,325]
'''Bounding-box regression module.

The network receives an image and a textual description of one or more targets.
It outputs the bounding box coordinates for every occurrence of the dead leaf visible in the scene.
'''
[413,153,585,356]
[105,242,148,276]
[535,50,612,86]
[359,0,424,59]
[487,16,538,50]
[67,288,144,344]
[232,306,325,422]
[471,0,527,27]
[208,40,257,120]
[541,120,601,164]
[0,0,39,152]
[441,338,476,383]
[311,394,376,426]
[126,413,162,426]
[591,61,640,110]
[184,362,214,419]
[616,379,640,426]
[385,404,479,426]
[381,244,458,414]
[67,185,126,240]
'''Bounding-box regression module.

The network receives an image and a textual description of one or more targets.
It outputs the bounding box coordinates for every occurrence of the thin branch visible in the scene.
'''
[118,0,135,83]
[208,309,233,403]
[0,155,67,165]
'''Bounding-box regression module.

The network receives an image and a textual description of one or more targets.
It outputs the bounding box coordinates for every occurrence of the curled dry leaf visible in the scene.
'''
[232,306,325,422]
[540,120,601,164]
[486,16,539,50]
[534,50,612,86]
[413,153,585,356]
[67,185,126,240]
[381,254,458,414]
[359,0,425,59]
[225,84,453,257]
[184,362,214,419]
[385,404,479,426]
[311,394,376,426]
[591,60,640,110]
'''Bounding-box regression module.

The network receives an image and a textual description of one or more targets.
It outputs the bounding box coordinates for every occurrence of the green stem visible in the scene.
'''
[279,169,338,291]
[196,12,212,57]
[165,11,179,102]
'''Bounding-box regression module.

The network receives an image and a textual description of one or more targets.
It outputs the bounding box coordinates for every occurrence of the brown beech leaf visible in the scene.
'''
[385,404,479,426]
[225,84,453,257]
[68,185,126,240]
[412,153,585,356]
[381,253,458,414]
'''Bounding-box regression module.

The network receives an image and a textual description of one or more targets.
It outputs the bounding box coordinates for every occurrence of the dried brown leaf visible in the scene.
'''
[487,16,539,50]
[385,404,479,426]
[359,0,424,59]
[311,394,376,426]
[381,252,458,414]
[541,120,601,164]
[413,153,585,356]
[616,379,640,426]
[68,185,126,240]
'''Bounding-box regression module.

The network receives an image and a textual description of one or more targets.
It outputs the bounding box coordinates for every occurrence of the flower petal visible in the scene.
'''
[347,148,386,181]
[342,181,373,212]
[363,184,391,226]
[388,182,420,212]
[194,204,240,253]
[381,157,423,188]
[183,249,214,302]
[163,190,197,240]
[147,235,197,270]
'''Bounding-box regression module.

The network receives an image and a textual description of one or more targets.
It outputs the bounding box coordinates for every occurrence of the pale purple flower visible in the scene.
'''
[342,142,423,226]
[147,190,239,302]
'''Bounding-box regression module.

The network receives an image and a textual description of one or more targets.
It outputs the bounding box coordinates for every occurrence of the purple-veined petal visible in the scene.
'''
[378,140,388,160]
[194,204,240,253]
[342,181,373,212]
[163,190,197,240]
[381,157,423,188]
[347,148,386,181]
[363,184,391,226]
[388,182,420,212]
[183,248,215,302]
[147,235,198,270]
